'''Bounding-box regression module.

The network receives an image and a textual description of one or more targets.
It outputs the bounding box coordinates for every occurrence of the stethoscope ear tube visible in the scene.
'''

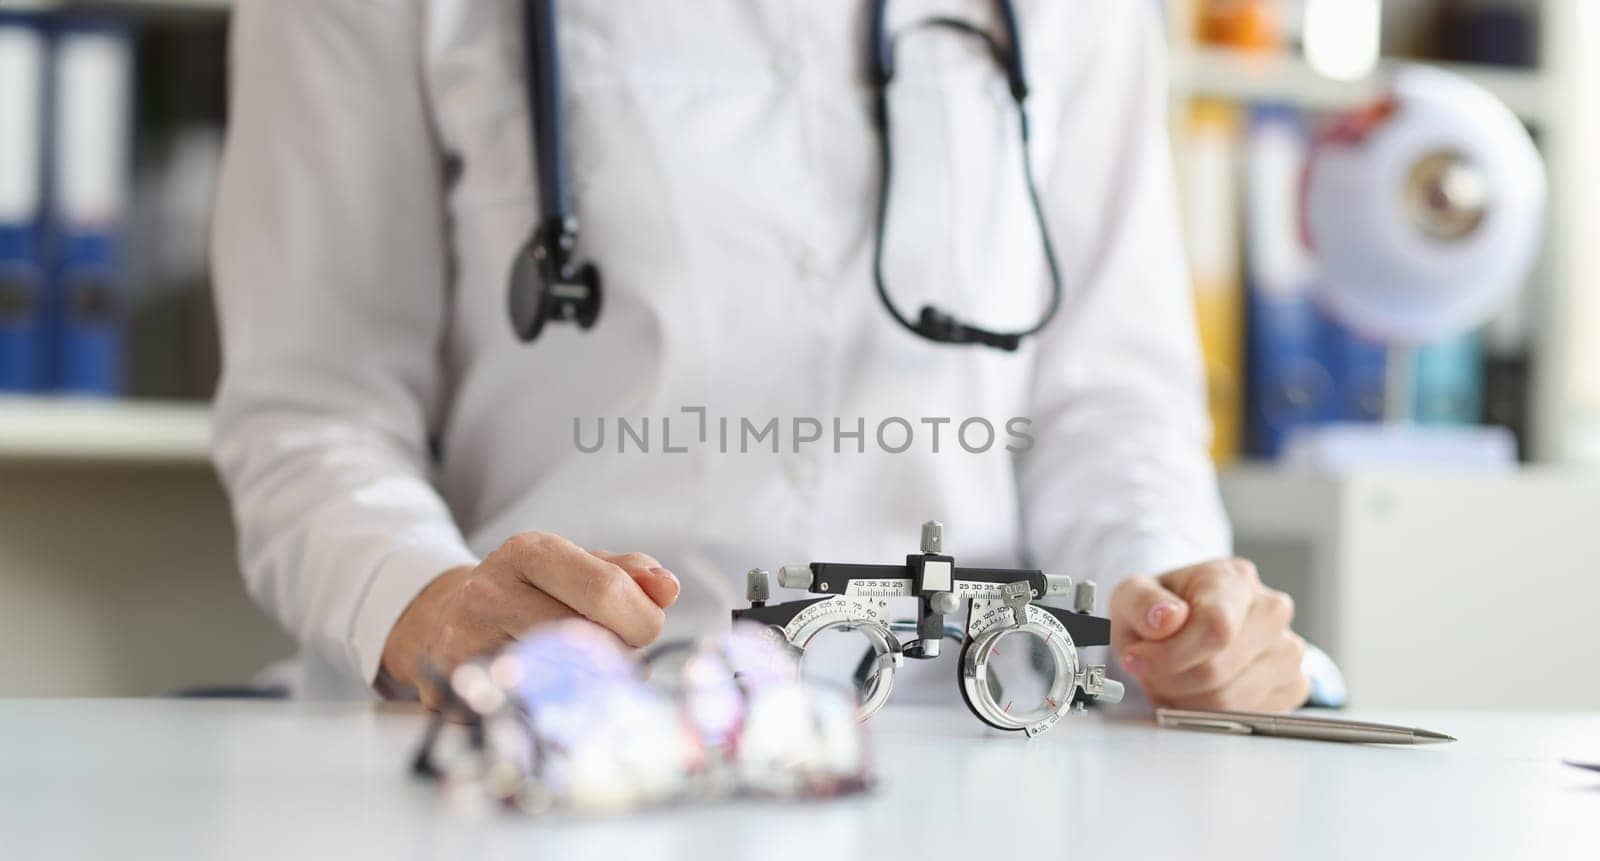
[511,0,1056,350]
[868,3,1064,352]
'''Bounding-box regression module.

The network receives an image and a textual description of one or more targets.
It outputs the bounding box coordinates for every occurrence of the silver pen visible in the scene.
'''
[1156,708,1456,745]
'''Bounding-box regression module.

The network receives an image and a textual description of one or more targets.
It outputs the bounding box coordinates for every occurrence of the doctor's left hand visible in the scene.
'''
[379,533,681,710]
[1109,558,1309,712]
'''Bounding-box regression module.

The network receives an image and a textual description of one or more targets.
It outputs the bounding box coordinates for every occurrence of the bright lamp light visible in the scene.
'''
[1303,0,1381,82]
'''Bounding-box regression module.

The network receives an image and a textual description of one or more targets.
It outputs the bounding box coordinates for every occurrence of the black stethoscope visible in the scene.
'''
[508,0,1063,352]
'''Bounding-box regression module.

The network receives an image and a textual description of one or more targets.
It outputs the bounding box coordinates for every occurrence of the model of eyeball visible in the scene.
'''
[1302,65,1545,344]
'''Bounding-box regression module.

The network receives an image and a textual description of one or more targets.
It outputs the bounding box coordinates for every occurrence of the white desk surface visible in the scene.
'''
[0,699,1594,861]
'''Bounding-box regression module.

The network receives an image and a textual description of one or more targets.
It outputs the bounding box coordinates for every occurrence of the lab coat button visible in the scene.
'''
[786,459,817,488]
[795,246,823,279]
[773,51,799,82]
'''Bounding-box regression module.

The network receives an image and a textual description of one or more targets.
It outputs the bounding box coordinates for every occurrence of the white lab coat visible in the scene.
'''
[211,0,1231,699]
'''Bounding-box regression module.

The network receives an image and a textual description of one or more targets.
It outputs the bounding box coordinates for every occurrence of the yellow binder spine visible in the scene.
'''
[1180,99,1246,463]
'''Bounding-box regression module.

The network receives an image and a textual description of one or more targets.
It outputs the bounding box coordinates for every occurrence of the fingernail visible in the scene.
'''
[1147,601,1180,631]
[649,566,678,586]
[1122,653,1145,676]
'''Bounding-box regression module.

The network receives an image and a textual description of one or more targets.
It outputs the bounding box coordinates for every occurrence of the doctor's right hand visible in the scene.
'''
[1109,558,1307,713]
[379,532,681,710]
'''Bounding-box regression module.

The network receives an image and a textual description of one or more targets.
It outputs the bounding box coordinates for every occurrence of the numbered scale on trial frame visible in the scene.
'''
[734,521,1124,737]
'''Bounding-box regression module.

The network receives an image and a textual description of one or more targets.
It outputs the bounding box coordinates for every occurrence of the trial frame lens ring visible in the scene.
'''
[959,621,1079,732]
[794,619,900,721]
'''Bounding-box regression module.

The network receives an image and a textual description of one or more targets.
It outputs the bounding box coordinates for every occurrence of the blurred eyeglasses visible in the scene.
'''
[412,620,872,815]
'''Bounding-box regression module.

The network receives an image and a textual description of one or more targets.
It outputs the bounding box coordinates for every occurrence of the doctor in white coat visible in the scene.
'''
[211,0,1309,711]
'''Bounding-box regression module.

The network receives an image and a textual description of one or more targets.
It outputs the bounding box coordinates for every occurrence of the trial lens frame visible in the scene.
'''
[734,521,1124,737]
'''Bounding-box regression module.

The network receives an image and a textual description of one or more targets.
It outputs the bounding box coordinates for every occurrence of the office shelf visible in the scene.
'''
[1163,0,1595,464]
[109,0,231,8]
[0,397,212,465]
[1170,46,1552,124]
[6,0,231,10]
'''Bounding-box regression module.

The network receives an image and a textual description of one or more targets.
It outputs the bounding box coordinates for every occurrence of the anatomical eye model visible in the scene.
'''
[733,521,1124,737]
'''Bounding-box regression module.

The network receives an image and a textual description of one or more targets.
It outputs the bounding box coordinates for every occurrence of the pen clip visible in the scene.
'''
[1156,709,1255,736]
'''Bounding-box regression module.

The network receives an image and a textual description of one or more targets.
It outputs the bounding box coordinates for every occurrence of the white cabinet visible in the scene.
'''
[0,459,292,696]
[1221,465,1600,709]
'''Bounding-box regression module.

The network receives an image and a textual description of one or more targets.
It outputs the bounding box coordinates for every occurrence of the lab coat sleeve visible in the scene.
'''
[211,0,478,693]
[1016,1,1233,587]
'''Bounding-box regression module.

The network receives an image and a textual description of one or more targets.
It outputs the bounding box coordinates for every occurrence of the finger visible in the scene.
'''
[428,586,577,713]
[630,567,680,609]
[589,550,681,609]
[433,592,522,665]
[1261,671,1313,713]
[590,549,663,570]
[1158,557,1260,597]
[1171,633,1306,712]
[419,680,443,713]
[473,580,581,640]
[1109,575,1190,645]
[1129,560,1257,676]
[1139,588,1295,696]
[503,533,666,647]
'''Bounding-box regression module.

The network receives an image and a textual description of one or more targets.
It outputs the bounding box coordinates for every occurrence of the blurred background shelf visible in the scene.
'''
[1170,45,1554,123]
[1162,0,1597,465]
[8,0,231,10]
[0,397,211,464]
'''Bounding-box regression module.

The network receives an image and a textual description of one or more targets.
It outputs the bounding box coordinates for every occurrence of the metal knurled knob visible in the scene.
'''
[746,569,770,603]
[778,565,814,590]
[1074,580,1096,614]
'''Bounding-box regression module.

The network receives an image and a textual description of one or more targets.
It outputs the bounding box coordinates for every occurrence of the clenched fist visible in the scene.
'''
[1110,558,1308,712]
[380,531,680,709]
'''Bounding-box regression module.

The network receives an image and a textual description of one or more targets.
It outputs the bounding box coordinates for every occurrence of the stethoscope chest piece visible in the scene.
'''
[508,219,603,342]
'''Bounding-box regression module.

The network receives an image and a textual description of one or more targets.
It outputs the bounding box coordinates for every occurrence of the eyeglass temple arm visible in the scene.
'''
[408,662,492,781]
